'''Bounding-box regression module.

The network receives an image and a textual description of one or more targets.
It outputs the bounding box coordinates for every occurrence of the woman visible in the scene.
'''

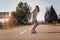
[30,5,40,33]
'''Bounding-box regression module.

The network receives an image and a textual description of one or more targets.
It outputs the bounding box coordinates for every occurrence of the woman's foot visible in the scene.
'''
[31,29,36,34]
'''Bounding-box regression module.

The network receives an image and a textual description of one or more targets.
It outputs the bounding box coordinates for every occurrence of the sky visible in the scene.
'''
[0,0,60,22]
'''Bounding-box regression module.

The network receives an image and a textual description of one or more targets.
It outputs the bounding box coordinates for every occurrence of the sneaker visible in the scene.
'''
[31,29,36,34]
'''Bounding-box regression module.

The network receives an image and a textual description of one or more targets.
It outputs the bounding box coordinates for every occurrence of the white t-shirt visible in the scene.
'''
[32,11,38,20]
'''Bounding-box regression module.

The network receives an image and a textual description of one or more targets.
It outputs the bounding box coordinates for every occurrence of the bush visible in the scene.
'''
[0,22,3,28]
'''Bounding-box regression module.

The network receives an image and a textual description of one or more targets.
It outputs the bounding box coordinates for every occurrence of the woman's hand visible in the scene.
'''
[28,13,32,20]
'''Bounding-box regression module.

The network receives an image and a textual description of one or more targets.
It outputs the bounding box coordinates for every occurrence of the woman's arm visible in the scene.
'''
[28,13,32,20]
[28,10,35,20]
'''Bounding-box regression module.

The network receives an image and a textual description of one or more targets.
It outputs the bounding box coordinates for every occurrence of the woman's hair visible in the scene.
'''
[36,5,40,11]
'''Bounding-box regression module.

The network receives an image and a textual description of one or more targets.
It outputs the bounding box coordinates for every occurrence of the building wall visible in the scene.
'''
[0,12,9,19]
[0,12,9,23]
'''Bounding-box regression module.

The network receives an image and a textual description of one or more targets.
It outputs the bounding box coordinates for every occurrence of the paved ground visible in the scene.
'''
[0,24,60,40]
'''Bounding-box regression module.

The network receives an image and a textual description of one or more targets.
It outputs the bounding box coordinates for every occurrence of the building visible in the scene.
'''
[0,12,9,19]
[0,12,9,23]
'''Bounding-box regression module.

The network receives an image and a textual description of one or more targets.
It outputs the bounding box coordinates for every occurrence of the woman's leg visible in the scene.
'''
[31,20,39,33]
[32,20,39,30]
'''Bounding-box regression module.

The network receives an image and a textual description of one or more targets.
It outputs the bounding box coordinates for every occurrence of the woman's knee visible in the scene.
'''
[33,20,39,25]
[35,22,38,26]
[35,21,38,25]
[37,23,39,25]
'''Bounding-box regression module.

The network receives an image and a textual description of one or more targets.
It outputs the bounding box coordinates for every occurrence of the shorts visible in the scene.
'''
[32,16,37,20]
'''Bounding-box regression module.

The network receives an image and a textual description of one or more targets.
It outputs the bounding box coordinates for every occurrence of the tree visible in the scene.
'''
[58,15,60,23]
[58,18,60,23]
[9,11,18,25]
[11,2,31,25]
[50,5,58,23]
[45,5,58,23]
[45,7,50,23]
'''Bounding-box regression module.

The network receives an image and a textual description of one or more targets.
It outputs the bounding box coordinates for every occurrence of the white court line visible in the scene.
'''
[19,27,32,35]
[20,30,27,35]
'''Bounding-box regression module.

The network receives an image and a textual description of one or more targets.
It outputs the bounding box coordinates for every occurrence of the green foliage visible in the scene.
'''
[0,23,3,28]
[11,2,31,25]
[50,5,58,21]
[11,11,16,18]
[58,18,60,23]
[45,5,58,23]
